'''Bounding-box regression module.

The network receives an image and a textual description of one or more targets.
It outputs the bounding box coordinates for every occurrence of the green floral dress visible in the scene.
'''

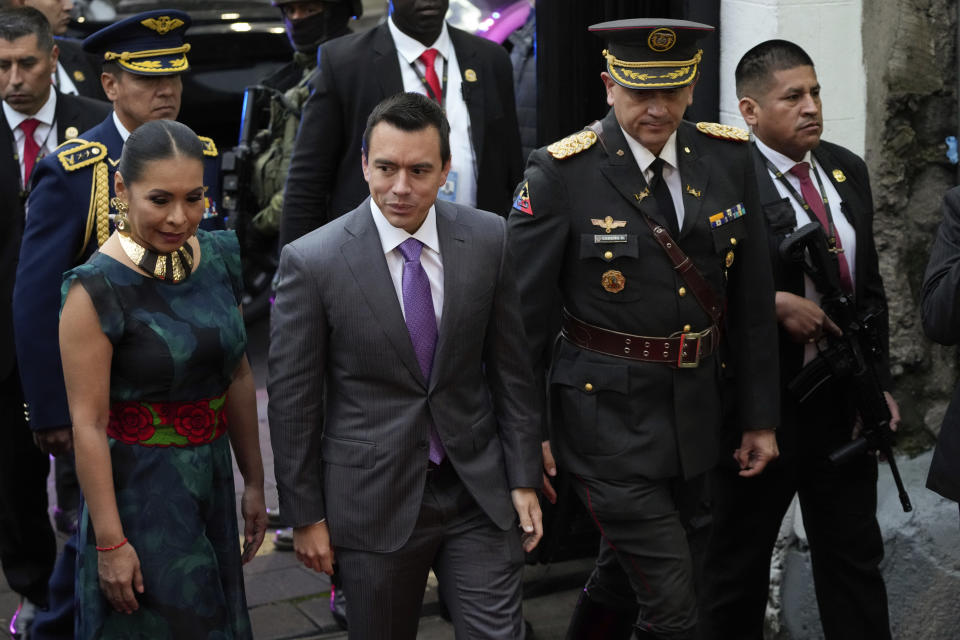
[62,230,251,639]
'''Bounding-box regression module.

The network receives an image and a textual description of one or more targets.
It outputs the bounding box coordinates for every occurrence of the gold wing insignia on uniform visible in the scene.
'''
[547,130,598,160]
[695,122,750,142]
[57,140,108,172]
[197,136,218,157]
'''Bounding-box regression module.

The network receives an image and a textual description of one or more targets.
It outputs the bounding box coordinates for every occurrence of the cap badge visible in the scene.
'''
[592,216,627,233]
[73,70,85,82]
[832,169,846,183]
[141,16,184,35]
[464,68,477,82]
[647,28,677,52]
[601,269,626,293]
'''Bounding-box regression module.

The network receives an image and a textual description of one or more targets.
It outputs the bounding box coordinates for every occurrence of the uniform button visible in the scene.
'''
[683,324,692,332]
[584,382,594,392]
[604,250,613,260]
[730,237,737,246]
[678,287,687,297]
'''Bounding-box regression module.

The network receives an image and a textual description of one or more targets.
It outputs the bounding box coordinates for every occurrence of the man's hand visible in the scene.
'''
[775,291,842,343]
[884,391,901,432]
[33,426,73,456]
[541,440,557,504]
[734,429,779,477]
[511,488,543,552]
[293,521,335,575]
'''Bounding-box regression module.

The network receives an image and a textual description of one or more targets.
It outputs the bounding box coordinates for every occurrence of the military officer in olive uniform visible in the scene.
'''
[12,12,223,638]
[506,19,781,640]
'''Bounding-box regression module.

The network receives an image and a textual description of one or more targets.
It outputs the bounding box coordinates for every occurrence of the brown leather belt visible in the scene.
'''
[560,309,718,368]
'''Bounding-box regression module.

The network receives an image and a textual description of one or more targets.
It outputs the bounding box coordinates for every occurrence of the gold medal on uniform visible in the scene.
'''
[601,269,625,293]
[725,249,735,268]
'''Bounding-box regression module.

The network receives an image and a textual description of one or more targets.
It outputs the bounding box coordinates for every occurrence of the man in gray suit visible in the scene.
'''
[268,91,543,639]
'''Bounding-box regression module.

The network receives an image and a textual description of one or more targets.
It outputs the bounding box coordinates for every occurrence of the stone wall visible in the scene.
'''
[863,0,958,448]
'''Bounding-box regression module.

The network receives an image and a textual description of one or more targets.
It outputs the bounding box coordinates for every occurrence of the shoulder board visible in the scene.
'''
[696,122,749,142]
[57,140,108,172]
[547,130,598,160]
[198,136,218,157]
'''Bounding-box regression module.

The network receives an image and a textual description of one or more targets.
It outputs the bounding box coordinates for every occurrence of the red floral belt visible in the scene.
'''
[107,393,228,447]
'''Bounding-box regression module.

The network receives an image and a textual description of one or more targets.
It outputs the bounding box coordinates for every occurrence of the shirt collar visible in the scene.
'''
[388,15,452,65]
[369,197,441,256]
[754,136,813,174]
[620,126,679,173]
[112,111,132,142]
[3,88,56,132]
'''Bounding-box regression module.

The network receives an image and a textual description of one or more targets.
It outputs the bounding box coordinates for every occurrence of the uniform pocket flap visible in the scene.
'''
[550,360,630,395]
[321,435,376,469]
[580,233,639,262]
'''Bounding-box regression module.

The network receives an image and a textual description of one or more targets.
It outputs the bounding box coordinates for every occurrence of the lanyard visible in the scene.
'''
[408,54,448,110]
[760,152,843,254]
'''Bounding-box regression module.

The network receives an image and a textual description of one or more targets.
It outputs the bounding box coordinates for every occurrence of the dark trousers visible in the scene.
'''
[701,394,890,640]
[571,473,709,640]
[335,461,525,640]
[0,370,56,606]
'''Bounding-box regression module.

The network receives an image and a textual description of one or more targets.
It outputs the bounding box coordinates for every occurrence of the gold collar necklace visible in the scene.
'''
[118,232,194,283]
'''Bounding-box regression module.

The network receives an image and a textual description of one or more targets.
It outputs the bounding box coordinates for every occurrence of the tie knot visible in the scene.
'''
[398,237,424,262]
[789,162,811,180]
[19,118,39,137]
[420,48,439,66]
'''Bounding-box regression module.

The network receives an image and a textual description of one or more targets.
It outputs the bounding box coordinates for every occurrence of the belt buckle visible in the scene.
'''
[677,330,703,368]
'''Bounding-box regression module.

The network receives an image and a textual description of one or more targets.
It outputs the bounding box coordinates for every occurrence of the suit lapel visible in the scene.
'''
[0,111,23,218]
[676,124,709,238]
[430,202,466,391]
[373,24,404,100]
[340,201,426,386]
[450,28,485,163]
[596,111,667,228]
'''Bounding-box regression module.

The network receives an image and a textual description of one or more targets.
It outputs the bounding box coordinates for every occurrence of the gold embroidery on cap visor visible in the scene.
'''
[103,44,191,74]
[603,49,702,89]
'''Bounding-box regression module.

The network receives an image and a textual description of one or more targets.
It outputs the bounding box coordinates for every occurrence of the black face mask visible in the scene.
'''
[286,11,328,53]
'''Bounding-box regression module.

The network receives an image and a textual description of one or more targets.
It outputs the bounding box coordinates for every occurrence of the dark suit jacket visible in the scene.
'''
[14,113,221,431]
[268,199,541,552]
[751,140,891,458]
[55,37,106,101]
[921,186,960,502]
[279,22,523,247]
[507,112,780,484]
[0,91,109,382]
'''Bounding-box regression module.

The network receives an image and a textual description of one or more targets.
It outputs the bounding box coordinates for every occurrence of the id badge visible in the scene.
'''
[437,170,458,202]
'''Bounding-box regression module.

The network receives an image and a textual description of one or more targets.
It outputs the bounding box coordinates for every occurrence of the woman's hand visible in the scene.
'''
[240,484,268,564]
[98,542,143,614]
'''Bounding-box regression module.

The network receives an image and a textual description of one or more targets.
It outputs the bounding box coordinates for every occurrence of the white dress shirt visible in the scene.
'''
[370,199,444,328]
[621,127,685,229]
[113,111,132,141]
[388,17,477,208]
[55,62,79,96]
[754,136,857,362]
[3,89,58,186]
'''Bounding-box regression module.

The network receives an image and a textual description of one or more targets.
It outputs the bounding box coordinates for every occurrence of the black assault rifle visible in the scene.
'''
[779,222,912,512]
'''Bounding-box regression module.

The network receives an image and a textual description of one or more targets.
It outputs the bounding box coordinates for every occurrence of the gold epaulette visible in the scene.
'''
[547,130,598,160]
[57,140,108,171]
[198,135,218,157]
[696,122,750,142]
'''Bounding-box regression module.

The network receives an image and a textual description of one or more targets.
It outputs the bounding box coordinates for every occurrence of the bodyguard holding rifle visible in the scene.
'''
[701,40,900,640]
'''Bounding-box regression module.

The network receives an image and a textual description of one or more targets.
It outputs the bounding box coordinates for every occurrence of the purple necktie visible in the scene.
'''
[398,238,444,464]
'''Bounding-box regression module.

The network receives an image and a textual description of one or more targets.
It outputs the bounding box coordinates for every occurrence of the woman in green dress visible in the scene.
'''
[59,120,267,638]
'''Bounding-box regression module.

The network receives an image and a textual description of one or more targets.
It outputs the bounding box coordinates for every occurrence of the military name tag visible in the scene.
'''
[594,234,628,243]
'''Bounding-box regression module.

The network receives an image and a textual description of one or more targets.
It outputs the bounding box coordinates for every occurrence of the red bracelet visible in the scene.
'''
[96,538,128,552]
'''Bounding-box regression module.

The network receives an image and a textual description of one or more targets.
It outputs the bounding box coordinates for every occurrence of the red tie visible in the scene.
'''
[419,48,442,104]
[790,162,853,293]
[19,118,40,185]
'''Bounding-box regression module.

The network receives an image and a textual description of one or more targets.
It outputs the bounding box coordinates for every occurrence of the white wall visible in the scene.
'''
[719,0,865,157]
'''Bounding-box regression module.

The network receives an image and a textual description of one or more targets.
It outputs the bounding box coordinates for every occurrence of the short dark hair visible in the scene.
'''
[361,92,451,165]
[735,39,815,99]
[0,7,54,52]
[119,120,204,184]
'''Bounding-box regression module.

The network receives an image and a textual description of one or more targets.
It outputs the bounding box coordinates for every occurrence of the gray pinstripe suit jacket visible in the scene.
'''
[267,198,542,553]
